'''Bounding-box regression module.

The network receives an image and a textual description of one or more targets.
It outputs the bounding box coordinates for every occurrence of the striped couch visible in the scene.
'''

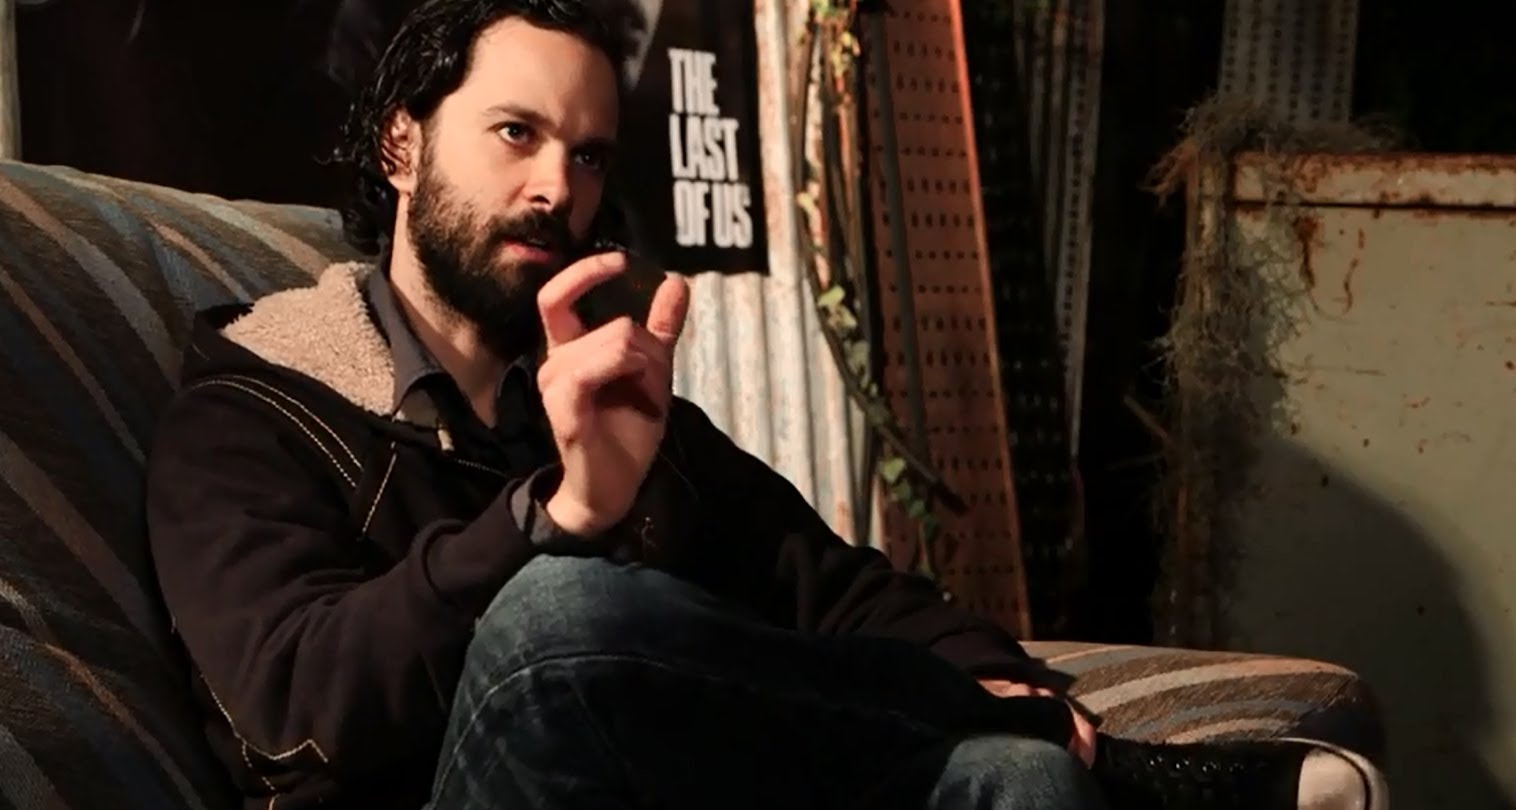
[0,159,1383,808]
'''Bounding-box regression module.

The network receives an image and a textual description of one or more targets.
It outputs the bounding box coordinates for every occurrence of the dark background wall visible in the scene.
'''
[15,0,398,206]
[1072,0,1516,644]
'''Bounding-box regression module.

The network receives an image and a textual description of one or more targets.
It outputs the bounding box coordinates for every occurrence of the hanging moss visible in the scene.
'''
[1143,97,1396,646]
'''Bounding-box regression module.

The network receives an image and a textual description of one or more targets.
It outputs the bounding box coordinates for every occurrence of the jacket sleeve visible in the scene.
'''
[145,383,541,781]
[660,400,1057,687]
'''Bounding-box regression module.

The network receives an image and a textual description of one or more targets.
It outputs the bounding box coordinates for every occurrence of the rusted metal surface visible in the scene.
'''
[863,0,1030,637]
[1231,151,1516,209]
[671,0,873,545]
[1220,155,1516,807]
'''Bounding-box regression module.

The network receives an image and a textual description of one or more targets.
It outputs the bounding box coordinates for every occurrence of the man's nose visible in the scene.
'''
[524,149,573,213]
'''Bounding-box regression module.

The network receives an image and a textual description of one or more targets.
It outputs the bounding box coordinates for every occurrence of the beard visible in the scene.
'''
[407,153,580,359]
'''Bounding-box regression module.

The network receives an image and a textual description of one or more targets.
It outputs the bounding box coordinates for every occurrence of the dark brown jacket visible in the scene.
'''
[145,263,1052,810]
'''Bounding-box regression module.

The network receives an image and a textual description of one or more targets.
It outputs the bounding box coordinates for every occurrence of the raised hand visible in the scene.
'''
[535,252,691,537]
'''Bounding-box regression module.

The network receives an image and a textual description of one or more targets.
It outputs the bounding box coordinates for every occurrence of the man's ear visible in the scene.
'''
[380,109,422,194]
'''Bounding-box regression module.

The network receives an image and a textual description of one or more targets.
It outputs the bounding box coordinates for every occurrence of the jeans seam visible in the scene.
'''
[526,650,944,730]
[435,735,507,810]
[435,650,949,793]
[564,670,642,800]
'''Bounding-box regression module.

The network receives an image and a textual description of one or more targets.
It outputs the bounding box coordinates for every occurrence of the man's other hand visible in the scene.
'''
[978,679,1098,768]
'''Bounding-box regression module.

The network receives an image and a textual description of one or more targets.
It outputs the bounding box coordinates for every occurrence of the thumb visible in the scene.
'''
[646,274,690,347]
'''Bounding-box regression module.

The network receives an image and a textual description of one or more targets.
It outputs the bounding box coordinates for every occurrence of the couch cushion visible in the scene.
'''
[1025,641,1385,760]
[0,160,362,808]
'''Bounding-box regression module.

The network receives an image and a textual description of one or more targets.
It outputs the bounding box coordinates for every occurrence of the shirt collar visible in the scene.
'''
[365,251,450,415]
[364,246,539,421]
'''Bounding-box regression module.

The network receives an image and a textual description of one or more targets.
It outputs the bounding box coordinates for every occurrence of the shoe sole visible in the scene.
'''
[1279,737,1390,810]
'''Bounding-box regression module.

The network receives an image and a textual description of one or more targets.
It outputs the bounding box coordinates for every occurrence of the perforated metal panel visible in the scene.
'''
[1007,0,1104,453]
[958,1,1081,636]
[864,0,1030,636]
[1219,0,1359,124]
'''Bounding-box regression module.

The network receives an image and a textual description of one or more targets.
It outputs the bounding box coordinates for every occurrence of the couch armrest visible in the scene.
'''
[1022,642,1385,762]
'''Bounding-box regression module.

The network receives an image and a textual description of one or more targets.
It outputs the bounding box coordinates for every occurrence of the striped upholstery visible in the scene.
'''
[0,158,1382,809]
[1027,642,1384,759]
[0,159,360,810]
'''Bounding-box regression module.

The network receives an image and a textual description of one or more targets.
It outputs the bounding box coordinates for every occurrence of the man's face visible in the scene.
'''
[396,17,620,353]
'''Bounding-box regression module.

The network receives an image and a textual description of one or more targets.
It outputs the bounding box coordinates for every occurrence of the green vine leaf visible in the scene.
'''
[829,307,858,334]
[844,340,869,375]
[790,0,962,575]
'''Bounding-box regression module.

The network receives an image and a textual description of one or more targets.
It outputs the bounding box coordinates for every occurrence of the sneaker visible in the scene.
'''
[1091,735,1389,809]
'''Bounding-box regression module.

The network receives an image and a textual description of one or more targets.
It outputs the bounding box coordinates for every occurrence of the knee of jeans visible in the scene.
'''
[464,556,647,673]
[943,736,1095,804]
[999,736,1085,776]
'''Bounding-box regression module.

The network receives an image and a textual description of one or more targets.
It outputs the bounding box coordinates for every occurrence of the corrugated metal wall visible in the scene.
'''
[671,0,876,547]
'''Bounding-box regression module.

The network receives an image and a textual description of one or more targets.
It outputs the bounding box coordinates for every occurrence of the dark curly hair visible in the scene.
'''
[331,0,647,255]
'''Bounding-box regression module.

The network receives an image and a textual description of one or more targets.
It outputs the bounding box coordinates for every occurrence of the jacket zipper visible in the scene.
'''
[444,455,508,478]
[431,420,696,490]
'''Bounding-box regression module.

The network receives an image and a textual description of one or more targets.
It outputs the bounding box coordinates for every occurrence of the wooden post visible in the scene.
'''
[0,0,19,159]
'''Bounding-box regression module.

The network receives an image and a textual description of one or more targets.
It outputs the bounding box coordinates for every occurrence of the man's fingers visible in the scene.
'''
[1070,709,1098,768]
[575,347,650,390]
[550,344,650,416]
[645,274,690,347]
[544,317,667,373]
[977,679,1037,699]
[537,251,628,348]
[539,317,669,400]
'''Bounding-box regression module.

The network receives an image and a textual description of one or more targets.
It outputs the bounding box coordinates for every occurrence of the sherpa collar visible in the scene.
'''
[222,262,397,417]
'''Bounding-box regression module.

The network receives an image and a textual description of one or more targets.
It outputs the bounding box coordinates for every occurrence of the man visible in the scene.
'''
[144,1,1386,808]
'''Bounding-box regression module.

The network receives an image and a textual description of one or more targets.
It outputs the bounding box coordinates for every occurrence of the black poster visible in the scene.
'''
[618,0,768,274]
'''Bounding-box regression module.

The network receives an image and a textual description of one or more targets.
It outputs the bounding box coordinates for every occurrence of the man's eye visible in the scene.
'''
[574,151,610,171]
[498,123,531,143]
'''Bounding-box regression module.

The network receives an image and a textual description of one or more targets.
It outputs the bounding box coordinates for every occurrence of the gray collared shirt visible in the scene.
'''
[363,261,565,545]
[364,261,448,416]
[364,265,545,465]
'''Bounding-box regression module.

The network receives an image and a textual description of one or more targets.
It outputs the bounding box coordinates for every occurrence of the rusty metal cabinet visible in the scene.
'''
[1218,153,1516,808]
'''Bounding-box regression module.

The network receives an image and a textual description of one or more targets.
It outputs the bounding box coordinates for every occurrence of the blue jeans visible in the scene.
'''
[430,556,1106,810]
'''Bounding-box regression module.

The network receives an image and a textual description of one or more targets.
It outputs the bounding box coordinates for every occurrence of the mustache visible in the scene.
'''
[484,210,576,256]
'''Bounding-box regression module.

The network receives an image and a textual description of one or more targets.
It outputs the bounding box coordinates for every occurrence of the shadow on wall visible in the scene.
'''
[1222,438,1511,809]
